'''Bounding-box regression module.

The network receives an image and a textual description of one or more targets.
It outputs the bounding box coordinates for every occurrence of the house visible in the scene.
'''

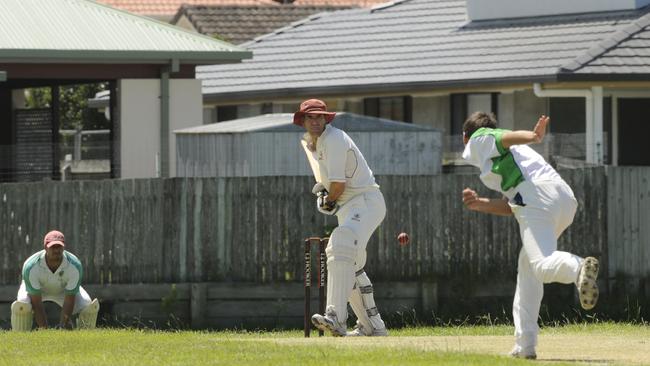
[174,112,442,177]
[171,4,354,45]
[197,0,650,166]
[0,0,250,181]
[97,0,388,21]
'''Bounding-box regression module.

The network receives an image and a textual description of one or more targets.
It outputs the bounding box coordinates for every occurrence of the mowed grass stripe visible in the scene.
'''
[0,323,648,365]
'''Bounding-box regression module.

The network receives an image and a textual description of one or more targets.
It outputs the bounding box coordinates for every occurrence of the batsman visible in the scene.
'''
[11,230,99,331]
[295,99,388,337]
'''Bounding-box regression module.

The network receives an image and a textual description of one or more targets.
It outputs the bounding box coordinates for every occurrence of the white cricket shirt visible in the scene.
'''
[22,250,83,297]
[302,125,379,205]
[462,127,561,199]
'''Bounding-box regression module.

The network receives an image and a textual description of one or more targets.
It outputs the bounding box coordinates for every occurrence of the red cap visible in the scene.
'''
[293,99,336,126]
[43,230,65,249]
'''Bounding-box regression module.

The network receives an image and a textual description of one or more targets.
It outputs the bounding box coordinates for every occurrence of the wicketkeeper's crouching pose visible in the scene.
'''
[295,99,387,337]
[11,230,99,331]
[461,112,599,359]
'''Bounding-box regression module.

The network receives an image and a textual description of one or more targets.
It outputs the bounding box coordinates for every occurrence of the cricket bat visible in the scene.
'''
[300,140,321,182]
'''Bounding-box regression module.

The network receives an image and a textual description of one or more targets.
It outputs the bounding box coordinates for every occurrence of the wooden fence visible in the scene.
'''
[607,167,650,278]
[0,167,647,329]
[0,168,609,285]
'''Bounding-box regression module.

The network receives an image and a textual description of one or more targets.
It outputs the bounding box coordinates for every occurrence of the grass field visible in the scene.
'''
[1,323,648,365]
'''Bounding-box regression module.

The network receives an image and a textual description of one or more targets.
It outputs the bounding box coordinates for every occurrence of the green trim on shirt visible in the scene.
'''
[471,127,525,191]
[22,251,42,295]
[64,251,83,295]
[472,127,507,155]
[491,153,525,191]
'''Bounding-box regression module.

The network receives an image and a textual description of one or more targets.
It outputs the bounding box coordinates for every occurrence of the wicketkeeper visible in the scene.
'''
[11,230,99,331]
[295,99,388,337]
[461,112,599,359]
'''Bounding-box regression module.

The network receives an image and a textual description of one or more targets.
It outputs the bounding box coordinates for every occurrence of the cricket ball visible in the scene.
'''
[397,232,410,246]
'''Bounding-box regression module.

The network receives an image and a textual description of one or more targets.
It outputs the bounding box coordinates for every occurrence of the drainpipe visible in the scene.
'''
[160,67,169,178]
[159,59,180,178]
[533,83,603,165]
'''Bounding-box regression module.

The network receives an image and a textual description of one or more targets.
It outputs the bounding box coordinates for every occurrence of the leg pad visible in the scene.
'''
[11,301,33,332]
[77,298,100,329]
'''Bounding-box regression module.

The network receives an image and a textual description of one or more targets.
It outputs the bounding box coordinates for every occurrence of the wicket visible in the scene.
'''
[303,237,327,337]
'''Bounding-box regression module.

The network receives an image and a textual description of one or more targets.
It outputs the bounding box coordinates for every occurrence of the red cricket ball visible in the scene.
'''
[397,232,410,246]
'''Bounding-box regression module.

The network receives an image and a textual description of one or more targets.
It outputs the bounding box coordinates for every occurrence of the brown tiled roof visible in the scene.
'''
[174,5,353,44]
[97,0,386,16]
[97,1,275,16]
[291,0,387,5]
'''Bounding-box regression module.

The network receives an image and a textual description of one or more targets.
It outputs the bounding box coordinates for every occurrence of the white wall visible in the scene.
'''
[498,92,515,130]
[120,79,159,178]
[119,79,203,178]
[170,79,203,176]
[467,0,650,21]
[412,96,449,132]
[513,89,547,130]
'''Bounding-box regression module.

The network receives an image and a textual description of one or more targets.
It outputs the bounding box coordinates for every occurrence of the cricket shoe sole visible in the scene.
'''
[577,256,599,310]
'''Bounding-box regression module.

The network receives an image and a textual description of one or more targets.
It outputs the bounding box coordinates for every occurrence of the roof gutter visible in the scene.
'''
[202,75,558,104]
[533,83,604,165]
[0,49,252,64]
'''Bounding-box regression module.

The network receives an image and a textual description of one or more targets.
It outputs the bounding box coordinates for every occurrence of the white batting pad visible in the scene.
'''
[77,298,100,329]
[325,226,359,325]
[11,301,33,332]
[349,270,386,334]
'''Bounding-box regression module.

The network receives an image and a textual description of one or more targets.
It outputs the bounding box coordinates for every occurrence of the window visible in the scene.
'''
[450,93,498,135]
[363,96,412,122]
[549,97,611,164]
[216,105,237,122]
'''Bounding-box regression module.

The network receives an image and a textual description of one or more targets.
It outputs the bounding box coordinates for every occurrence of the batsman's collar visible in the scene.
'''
[301,124,334,145]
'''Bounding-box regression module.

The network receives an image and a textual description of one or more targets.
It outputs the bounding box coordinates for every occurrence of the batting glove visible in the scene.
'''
[311,182,327,196]
[316,195,338,215]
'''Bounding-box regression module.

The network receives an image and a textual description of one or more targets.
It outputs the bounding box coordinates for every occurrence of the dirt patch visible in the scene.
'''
[267,335,650,365]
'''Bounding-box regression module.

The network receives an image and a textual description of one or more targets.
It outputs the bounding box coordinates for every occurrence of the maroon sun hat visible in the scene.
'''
[293,99,336,126]
[43,230,65,249]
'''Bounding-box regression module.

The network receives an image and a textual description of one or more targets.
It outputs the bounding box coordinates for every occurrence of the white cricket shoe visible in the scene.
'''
[509,346,537,360]
[311,305,347,337]
[346,321,388,337]
[577,257,599,310]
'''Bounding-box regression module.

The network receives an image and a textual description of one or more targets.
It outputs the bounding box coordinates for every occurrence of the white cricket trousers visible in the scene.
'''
[329,188,386,322]
[510,180,583,350]
[336,188,386,272]
[17,281,93,314]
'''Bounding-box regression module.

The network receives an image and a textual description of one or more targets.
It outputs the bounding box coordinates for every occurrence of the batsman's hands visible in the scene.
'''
[311,182,327,196]
[316,194,338,215]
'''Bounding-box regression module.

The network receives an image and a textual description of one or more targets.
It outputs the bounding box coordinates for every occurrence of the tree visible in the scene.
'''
[25,83,109,130]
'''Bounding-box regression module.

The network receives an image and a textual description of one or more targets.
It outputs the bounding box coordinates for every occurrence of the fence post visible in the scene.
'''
[74,129,82,161]
[191,283,207,329]
[420,281,438,318]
